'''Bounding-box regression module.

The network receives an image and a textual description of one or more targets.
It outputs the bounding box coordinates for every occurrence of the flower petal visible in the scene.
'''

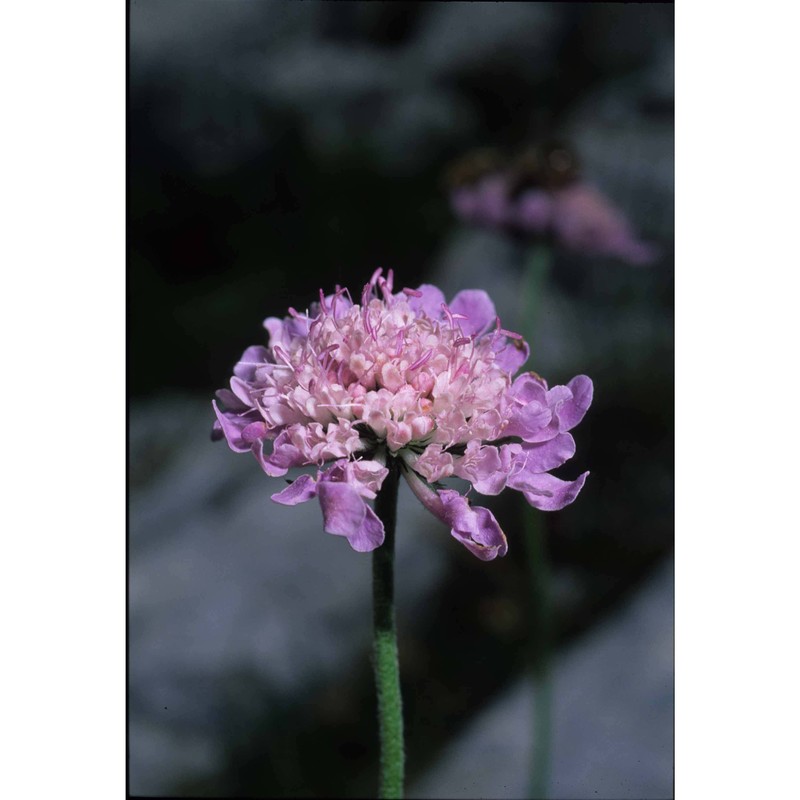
[253,431,304,477]
[229,377,255,408]
[215,387,250,412]
[401,470,507,560]
[510,371,549,399]
[520,471,589,511]
[212,400,261,453]
[452,443,508,495]
[557,376,594,431]
[317,481,385,552]
[449,290,497,337]
[242,421,269,444]
[318,458,388,499]
[439,489,508,561]
[503,377,554,441]
[514,433,576,477]
[271,474,318,506]
[355,506,386,552]
[233,345,270,381]
[407,284,446,319]
[491,335,529,374]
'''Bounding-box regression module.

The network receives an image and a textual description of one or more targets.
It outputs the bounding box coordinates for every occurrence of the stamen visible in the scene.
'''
[377,276,393,303]
[316,344,339,364]
[403,287,423,297]
[250,363,291,372]
[361,284,376,339]
[272,345,292,366]
[363,306,377,341]
[408,350,433,370]
[493,317,522,339]
[498,327,523,340]
[441,303,455,327]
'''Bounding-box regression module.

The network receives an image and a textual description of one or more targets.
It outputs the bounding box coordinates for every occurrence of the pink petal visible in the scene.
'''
[271,474,318,506]
[518,434,576,477]
[521,471,589,511]
[407,284,446,319]
[449,290,497,337]
[317,481,385,552]
[212,400,259,454]
[491,336,529,374]
[439,489,508,561]
[557,375,594,431]
[233,345,270,381]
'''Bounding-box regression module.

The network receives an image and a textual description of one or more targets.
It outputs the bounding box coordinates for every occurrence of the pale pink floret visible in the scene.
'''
[213,270,592,559]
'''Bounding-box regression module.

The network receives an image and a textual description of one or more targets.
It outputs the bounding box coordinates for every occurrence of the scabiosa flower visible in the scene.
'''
[447,143,658,265]
[213,270,592,560]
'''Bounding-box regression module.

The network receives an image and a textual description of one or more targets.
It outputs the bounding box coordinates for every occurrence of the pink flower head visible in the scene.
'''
[213,270,592,560]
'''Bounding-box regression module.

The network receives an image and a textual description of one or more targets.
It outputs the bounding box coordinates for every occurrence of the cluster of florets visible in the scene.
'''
[213,270,592,560]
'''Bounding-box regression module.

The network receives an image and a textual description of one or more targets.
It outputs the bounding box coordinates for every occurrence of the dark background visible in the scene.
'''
[129,2,673,798]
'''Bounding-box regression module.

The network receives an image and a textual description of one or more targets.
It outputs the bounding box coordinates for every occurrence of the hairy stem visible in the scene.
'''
[372,460,405,799]
[521,243,554,799]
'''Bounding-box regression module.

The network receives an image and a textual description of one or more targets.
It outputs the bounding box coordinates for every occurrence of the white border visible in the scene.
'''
[1,2,125,797]
[676,1,799,797]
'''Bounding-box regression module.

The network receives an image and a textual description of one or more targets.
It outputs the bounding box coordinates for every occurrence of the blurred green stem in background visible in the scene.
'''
[372,459,405,799]
[520,244,554,799]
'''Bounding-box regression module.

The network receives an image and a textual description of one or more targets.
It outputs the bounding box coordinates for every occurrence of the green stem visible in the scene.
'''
[520,243,552,340]
[520,244,554,799]
[372,459,405,799]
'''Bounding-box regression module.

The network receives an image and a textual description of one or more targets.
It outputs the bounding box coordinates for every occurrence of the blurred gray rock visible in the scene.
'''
[129,395,448,795]
[130,0,322,174]
[131,1,567,174]
[130,0,315,78]
[408,2,562,78]
[131,0,674,192]
[564,47,674,241]
[410,558,674,799]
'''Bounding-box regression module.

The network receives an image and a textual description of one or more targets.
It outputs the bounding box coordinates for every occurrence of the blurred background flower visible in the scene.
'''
[446,141,659,264]
[129,2,673,797]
